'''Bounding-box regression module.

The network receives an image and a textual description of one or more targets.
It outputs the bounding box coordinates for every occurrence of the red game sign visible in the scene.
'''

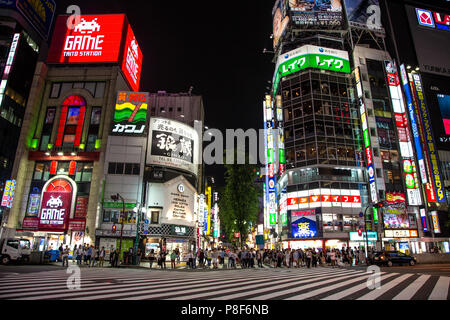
[47,14,142,92]
[38,192,72,231]
[121,22,142,92]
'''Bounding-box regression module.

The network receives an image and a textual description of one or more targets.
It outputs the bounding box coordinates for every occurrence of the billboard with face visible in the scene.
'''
[147,118,200,176]
[288,0,344,29]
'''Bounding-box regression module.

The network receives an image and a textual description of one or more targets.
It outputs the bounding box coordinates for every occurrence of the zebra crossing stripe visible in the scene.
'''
[428,276,450,300]
[356,274,414,300]
[322,272,398,300]
[74,270,336,300]
[0,274,221,296]
[285,272,392,300]
[248,270,367,300]
[392,275,432,300]
[166,269,355,300]
[16,271,303,300]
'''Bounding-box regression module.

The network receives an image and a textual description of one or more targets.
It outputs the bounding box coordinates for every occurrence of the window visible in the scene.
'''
[50,83,61,98]
[150,211,159,224]
[108,162,140,175]
[33,163,44,180]
[90,108,101,125]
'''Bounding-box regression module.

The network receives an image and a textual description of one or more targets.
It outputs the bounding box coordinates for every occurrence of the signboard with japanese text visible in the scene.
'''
[74,195,89,218]
[147,118,200,176]
[16,0,56,40]
[290,209,320,239]
[1,180,15,208]
[288,0,344,29]
[273,45,350,96]
[111,91,149,136]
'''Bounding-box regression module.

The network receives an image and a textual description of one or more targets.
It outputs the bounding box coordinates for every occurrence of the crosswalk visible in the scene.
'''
[0,266,448,300]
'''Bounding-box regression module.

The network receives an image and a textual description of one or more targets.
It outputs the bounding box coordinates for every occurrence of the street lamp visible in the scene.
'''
[111,193,125,266]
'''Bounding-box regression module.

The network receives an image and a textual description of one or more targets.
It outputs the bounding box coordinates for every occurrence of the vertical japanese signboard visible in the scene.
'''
[265,95,277,227]
[411,73,447,204]
[111,91,149,136]
[384,61,421,206]
[276,95,285,176]
[1,180,16,208]
[355,67,378,203]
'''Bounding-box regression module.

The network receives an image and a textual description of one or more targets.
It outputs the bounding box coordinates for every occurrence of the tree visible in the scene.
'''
[218,151,260,247]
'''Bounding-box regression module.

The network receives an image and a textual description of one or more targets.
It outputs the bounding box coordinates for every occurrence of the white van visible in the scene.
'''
[1,238,31,264]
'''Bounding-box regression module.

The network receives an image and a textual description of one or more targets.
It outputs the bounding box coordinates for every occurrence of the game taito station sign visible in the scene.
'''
[272,45,351,96]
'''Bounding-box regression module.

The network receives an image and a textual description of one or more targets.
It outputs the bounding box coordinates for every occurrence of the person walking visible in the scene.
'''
[75,246,82,265]
[136,248,142,266]
[187,250,194,269]
[256,250,262,268]
[160,250,166,269]
[62,245,69,267]
[306,249,312,268]
[72,245,77,264]
[330,249,336,268]
[212,249,219,269]
[170,250,177,269]
[98,247,105,267]
[90,246,97,267]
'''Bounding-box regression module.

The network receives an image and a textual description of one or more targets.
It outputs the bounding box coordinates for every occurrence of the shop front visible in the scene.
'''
[382,229,420,255]
[286,239,323,250]
[142,224,195,258]
[348,231,377,250]
[18,175,88,252]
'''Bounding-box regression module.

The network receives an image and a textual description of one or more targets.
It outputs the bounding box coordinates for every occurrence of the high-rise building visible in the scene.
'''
[379,0,450,252]
[268,0,369,251]
[264,0,450,254]
[1,13,144,252]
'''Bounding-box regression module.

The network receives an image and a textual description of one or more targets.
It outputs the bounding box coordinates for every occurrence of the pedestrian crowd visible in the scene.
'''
[57,243,373,270]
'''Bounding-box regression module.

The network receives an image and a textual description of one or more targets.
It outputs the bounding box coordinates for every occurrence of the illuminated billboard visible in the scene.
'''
[406,6,450,78]
[383,206,409,229]
[147,118,200,176]
[290,209,319,239]
[288,0,344,28]
[47,14,142,91]
[273,0,290,49]
[344,0,383,31]
[111,91,149,136]
[272,45,350,96]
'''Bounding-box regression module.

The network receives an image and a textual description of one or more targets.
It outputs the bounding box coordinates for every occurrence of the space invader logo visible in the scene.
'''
[416,8,435,28]
[74,18,101,34]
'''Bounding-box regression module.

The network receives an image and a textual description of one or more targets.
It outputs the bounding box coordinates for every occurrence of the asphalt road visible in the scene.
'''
[1,263,450,276]
[0,265,448,300]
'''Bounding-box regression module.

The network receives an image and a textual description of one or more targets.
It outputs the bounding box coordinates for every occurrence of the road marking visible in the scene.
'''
[392,275,431,300]
[428,276,450,300]
[357,274,414,300]
[322,272,397,300]
[285,273,387,300]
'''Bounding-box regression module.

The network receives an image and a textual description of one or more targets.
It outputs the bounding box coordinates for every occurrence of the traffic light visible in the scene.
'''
[112,224,117,233]
[373,201,385,209]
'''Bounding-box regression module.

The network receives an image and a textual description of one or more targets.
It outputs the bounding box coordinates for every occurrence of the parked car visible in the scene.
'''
[372,250,417,267]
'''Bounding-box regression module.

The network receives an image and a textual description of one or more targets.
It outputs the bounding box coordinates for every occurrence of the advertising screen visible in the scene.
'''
[344,0,383,31]
[273,0,290,49]
[147,118,200,176]
[111,91,149,136]
[288,0,344,28]
[290,209,318,239]
[383,206,410,229]
[38,191,72,231]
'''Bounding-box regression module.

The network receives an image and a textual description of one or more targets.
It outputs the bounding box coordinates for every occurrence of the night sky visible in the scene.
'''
[55,0,275,186]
